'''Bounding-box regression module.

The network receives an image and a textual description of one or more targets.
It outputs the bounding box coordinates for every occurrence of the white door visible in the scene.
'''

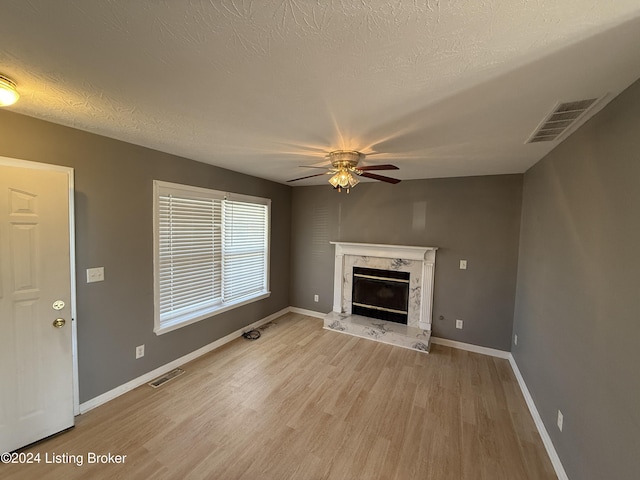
[0,162,75,452]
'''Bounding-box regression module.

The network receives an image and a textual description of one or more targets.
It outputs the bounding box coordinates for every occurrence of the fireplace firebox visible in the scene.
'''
[351,267,410,324]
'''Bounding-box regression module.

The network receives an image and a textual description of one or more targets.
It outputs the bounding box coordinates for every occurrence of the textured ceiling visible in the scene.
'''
[2,1,640,185]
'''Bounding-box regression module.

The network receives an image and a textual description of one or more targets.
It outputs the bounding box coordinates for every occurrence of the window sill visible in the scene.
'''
[154,291,271,335]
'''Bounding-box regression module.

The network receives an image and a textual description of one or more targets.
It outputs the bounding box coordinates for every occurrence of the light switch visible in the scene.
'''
[459,260,468,270]
[87,267,104,283]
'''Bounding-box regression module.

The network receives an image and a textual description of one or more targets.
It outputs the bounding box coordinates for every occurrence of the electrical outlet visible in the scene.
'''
[86,267,105,283]
[459,260,467,270]
[456,319,463,329]
[557,410,563,432]
[136,345,145,359]
[514,334,518,345]
[314,294,319,302]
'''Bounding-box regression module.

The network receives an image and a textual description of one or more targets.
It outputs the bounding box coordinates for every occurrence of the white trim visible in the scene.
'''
[288,307,326,319]
[330,242,438,330]
[68,170,79,416]
[332,252,344,312]
[154,291,271,335]
[79,307,290,414]
[331,241,438,261]
[508,354,569,480]
[420,260,436,330]
[0,156,80,415]
[153,180,271,335]
[431,336,511,359]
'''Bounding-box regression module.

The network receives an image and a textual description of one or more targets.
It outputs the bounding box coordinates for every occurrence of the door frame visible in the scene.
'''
[0,155,79,415]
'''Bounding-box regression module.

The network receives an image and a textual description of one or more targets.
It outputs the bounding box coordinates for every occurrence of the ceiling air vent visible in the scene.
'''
[526,98,600,143]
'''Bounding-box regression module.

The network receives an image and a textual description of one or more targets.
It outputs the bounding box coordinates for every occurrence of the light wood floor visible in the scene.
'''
[4,313,557,479]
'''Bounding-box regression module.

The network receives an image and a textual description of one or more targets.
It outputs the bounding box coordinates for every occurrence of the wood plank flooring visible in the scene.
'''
[2,313,557,479]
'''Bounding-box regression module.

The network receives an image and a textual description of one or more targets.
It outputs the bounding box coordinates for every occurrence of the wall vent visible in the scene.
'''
[526,98,600,143]
[148,368,185,388]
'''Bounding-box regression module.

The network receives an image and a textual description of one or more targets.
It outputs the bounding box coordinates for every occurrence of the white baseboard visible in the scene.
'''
[79,307,290,414]
[431,336,511,359]
[508,354,569,480]
[288,307,326,319]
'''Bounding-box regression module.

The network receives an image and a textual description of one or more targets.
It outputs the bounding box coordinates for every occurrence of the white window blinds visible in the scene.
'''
[154,181,270,334]
[158,193,223,322]
[223,200,268,303]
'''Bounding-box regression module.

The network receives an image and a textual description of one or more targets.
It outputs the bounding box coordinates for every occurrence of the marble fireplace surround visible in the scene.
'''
[330,242,437,330]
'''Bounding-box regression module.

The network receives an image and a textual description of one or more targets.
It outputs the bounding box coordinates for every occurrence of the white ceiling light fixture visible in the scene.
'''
[0,74,19,106]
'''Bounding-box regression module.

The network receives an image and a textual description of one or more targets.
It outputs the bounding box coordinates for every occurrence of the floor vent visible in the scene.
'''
[148,368,185,388]
[526,98,600,143]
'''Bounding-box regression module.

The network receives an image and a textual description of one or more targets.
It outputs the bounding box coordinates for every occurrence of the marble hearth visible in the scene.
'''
[323,242,437,353]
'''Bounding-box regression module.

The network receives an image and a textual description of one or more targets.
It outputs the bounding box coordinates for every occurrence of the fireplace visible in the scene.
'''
[330,242,437,330]
[324,242,437,353]
[352,267,410,324]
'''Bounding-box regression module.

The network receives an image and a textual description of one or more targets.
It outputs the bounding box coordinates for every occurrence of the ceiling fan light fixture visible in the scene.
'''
[288,149,399,189]
[326,150,363,192]
[0,75,19,106]
[329,167,359,192]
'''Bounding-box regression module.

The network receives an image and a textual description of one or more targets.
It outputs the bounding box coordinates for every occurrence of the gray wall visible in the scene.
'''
[291,174,522,351]
[0,110,291,403]
[513,80,640,479]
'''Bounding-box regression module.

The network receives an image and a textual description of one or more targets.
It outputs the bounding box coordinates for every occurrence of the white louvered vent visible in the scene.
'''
[526,98,600,143]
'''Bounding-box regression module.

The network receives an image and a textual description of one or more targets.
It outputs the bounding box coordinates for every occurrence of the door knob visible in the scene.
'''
[53,318,66,328]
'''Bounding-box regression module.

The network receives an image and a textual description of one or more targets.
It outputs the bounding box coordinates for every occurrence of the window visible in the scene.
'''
[153,181,270,334]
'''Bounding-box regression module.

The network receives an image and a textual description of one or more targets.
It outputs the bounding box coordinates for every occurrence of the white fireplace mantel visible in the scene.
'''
[331,242,437,330]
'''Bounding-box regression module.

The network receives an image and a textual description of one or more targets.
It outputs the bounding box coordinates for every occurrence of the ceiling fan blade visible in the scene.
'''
[298,165,331,169]
[359,172,401,184]
[357,164,399,171]
[287,172,330,182]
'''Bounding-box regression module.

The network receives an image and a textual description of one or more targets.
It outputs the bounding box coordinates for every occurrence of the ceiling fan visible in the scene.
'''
[287,150,401,193]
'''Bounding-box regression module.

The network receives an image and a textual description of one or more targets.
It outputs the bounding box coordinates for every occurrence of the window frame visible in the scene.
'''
[153,180,271,335]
